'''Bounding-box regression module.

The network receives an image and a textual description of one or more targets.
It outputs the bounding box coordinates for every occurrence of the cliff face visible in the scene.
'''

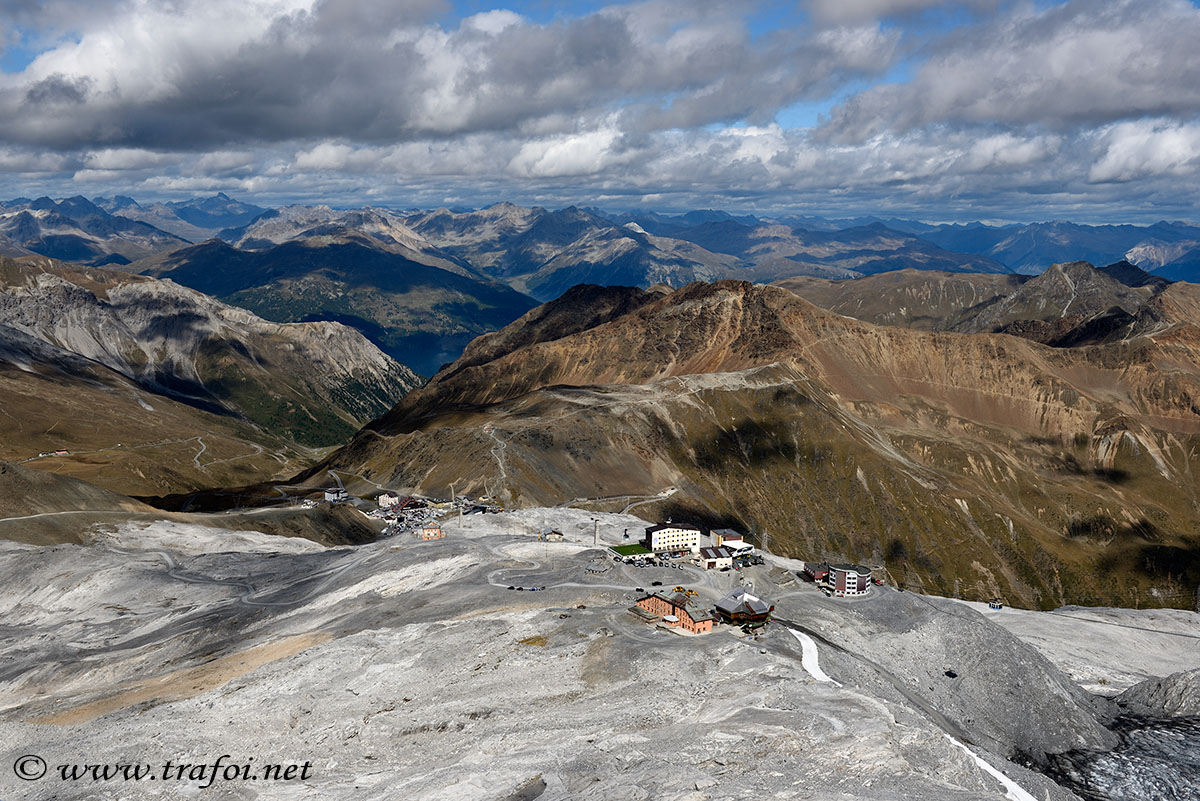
[323,280,1200,609]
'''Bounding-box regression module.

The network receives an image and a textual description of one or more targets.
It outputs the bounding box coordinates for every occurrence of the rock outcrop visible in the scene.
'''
[1116,668,1200,718]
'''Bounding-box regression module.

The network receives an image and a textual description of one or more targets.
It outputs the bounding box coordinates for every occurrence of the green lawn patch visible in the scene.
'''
[612,544,652,557]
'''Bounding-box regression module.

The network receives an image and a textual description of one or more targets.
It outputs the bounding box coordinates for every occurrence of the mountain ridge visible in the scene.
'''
[0,255,421,494]
[310,279,1200,609]
[134,237,539,376]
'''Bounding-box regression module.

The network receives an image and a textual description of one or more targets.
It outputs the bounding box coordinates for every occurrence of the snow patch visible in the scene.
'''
[788,628,843,687]
[856,466,870,492]
[945,735,1037,801]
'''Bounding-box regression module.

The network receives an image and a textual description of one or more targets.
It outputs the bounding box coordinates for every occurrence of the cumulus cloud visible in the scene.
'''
[0,0,898,150]
[820,0,1200,141]
[509,128,632,178]
[1088,120,1200,183]
[804,0,999,27]
[0,0,1196,221]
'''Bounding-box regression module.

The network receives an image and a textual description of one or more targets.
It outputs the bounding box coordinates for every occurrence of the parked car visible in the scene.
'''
[651,581,663,586]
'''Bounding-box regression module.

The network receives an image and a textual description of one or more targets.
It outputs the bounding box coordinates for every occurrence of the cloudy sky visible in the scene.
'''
[1,0,1198,221]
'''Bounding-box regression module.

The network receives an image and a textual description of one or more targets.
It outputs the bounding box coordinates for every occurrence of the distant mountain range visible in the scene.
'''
[776,260,1186,348]
[10,192,1200,281]
[9,192,1200,378]
[401,205,1008,293]
[920,220,1200,275]
[0,196,188,265]
[95,192,267,241]
[134,235,537,377]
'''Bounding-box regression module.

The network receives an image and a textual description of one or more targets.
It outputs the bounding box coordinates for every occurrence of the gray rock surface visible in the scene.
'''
[1115,668,1200,718]
[0,508,1185,800]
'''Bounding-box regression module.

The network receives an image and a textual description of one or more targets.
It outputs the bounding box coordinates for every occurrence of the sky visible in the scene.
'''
[0,0,1198,222]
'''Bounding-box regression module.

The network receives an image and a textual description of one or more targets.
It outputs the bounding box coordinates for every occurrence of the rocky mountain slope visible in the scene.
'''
[0,196,187,266]
[219,205,470,274]
[1115,668,1200,718]
[774,270,1028,330]
[1150,244,1200,283]
[0,458,382,546]
[519,224,740,300]
[0,257,420,494]
[135,237,537,377]
[779,260,1194,350]
[952,261,1155,339]
[405,203,601,276]
[0,459,153,519]
[0,321,311,495]
[313,280,1200,609]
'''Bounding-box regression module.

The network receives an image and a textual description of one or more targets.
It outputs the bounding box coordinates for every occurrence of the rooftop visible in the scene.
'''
[646,524,700,534]
[830,563,873,575]
[716,587,771,616]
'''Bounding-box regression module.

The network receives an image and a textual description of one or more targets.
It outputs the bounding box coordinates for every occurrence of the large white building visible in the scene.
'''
[645,524,701,555]
[722,540,754,557]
